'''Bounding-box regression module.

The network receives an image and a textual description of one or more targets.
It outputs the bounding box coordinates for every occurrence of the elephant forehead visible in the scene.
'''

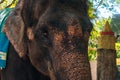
[66,18,82,36]
[67,25,83,37]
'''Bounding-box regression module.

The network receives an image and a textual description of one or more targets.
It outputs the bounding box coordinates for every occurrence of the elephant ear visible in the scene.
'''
[3,0,27,58]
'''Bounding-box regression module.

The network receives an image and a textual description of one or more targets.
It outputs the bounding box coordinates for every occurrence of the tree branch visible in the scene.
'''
[96,0,104,10]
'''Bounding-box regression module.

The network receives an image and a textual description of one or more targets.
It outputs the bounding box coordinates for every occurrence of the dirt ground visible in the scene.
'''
[90,61,97,80]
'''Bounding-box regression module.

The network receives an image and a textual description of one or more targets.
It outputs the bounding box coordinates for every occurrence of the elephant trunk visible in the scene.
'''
[52,49,92,80]
[50,25,92,80]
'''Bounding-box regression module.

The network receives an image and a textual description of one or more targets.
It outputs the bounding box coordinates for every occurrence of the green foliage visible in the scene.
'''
[88,0,120,60]
[115,0,120,4]
[88,49,97,60]
[116,43,120,58]
[88,18,112,60]
[110,14,120,35]
[88,1,97,20]
[0,0,18,10]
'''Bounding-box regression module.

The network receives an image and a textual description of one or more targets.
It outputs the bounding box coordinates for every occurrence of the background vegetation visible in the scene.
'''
[88,0,120,60]
[0,0,17,9]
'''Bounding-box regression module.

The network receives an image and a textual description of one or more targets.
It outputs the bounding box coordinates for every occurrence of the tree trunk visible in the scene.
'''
[97,49,117,80]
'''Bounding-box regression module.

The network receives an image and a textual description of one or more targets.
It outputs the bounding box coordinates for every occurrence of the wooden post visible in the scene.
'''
[97,21,117,80]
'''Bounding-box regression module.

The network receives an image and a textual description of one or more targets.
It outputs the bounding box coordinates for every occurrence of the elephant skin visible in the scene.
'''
[3,0,93,80]
[1,43,50,80]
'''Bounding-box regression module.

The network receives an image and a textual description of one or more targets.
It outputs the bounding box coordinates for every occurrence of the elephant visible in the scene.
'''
[1,43,50,80]
[2,0,93,80]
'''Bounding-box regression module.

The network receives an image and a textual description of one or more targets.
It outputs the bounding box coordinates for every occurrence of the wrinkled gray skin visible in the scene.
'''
[3,0,93,80]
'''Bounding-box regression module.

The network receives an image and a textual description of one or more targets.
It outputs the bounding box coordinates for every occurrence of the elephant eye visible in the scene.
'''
[42,29,48,38]
[41,27,49,38]
[34,26,49,41]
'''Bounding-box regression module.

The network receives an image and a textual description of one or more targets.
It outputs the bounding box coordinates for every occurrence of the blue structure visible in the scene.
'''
[0,8,13,69]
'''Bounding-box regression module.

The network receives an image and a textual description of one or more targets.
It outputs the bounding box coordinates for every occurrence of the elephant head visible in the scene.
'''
[3,0,93,80]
